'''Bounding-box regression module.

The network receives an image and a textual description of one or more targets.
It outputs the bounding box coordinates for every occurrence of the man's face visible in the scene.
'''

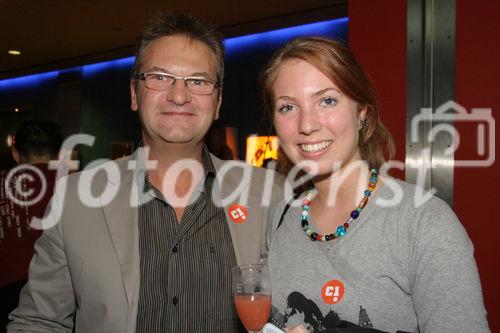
[130,35,221,148]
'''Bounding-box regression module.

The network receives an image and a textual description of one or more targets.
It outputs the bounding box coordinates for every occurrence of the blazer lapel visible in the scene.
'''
[212,155,263,265]
[101,159,140,307]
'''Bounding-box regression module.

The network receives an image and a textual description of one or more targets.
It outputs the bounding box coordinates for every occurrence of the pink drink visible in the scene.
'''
[234,294,272,331]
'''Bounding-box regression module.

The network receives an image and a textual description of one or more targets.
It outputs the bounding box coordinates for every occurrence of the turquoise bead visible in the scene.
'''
[336,225,346,236]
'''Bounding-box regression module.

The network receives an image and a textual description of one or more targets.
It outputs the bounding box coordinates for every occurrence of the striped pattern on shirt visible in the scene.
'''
[135,148,245,333]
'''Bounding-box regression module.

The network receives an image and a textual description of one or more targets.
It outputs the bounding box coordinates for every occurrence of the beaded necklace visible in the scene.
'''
[300,168,378,242]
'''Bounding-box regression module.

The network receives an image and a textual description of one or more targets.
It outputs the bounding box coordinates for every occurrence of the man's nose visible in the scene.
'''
[166,79,191,105]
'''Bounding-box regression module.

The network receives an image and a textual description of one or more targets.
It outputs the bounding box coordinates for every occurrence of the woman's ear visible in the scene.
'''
[357,105,368,130]
[358,104,368,121]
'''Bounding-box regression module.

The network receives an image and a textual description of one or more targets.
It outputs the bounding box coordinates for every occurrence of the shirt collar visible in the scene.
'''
[135,144,215,176]
[134,144,216,199]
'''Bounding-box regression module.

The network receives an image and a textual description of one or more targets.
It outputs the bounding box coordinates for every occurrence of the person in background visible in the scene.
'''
[262,37,489,332]
[0,120,62,332]
[7,12,284,333]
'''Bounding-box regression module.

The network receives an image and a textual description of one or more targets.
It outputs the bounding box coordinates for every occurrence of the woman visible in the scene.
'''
[262,37,489,333]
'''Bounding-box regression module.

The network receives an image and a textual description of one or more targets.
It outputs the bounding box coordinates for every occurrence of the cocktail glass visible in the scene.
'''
[232,264,272,332]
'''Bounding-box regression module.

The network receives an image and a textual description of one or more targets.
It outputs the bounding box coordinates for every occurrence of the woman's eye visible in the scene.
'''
[321,97,337,107]
[277,104,294,114]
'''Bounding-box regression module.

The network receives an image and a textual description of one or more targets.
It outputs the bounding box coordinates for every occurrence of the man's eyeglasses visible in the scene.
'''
[136,72,218,95]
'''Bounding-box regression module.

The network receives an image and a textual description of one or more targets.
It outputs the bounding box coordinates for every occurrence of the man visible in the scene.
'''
[1,120,62,331]
[7,12,284,333]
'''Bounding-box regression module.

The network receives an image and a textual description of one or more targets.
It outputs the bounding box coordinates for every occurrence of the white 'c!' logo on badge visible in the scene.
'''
[228,204,248,224]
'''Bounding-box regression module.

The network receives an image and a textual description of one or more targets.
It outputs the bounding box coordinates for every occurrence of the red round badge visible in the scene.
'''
[321,279,345,304]
[228,204,248,224]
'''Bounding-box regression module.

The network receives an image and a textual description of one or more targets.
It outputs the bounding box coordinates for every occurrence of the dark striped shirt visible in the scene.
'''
[135,147,244,333]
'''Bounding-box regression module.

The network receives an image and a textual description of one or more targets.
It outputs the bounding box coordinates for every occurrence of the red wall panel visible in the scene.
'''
[349,0,499,329]
[348,0,407,180]
[455,0,500,330]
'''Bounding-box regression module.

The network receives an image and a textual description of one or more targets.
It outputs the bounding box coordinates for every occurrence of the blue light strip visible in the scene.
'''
[0,70,59,90]
[225,17,348,55]
[0,17,347,90]
[82,56,135,77]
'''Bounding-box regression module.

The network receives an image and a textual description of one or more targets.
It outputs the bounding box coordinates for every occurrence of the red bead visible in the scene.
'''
[344,223,349,228]
[303,199,311,206]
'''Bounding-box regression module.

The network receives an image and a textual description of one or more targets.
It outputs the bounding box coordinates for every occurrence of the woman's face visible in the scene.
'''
[272,59,365,176]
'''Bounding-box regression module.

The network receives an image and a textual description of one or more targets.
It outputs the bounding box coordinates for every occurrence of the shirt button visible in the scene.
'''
[172,246,178,254]
[172,296,179,305]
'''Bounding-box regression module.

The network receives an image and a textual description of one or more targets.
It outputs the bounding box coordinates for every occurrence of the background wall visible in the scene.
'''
[79,61,141,164]
[349,0,499,330]
[454,0,499,330]
[348,0,407,181]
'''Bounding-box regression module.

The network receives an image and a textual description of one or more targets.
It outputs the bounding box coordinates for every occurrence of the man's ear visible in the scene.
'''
[11,147,20,164]
[215,89,222,120]
[130,79,138,112]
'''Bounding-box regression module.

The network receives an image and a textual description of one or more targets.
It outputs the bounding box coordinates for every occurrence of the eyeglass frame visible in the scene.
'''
[135,71,220,95]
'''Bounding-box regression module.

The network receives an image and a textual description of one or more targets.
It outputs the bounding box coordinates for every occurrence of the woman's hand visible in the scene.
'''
[256,324,308,333]
[285,325,309,333]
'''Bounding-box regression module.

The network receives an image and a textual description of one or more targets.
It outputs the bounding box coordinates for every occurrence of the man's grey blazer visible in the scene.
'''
[7,151,285,333]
